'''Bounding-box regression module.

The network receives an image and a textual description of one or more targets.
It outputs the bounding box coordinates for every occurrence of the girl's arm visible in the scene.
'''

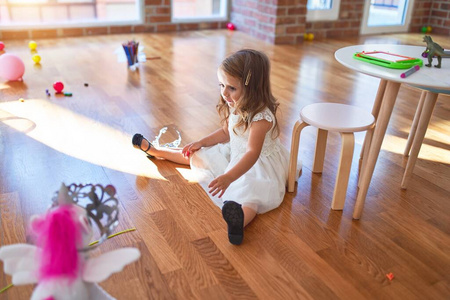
[182,122,229,157]
[208,119,272,198]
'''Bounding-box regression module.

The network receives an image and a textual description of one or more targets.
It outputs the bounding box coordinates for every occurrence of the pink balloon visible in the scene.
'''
[0,53,25,81]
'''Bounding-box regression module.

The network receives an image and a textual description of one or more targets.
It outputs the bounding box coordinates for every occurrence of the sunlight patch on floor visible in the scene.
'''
[0,83,11,90]
[175,167,198,183]
[0,99,166,180]
[0,108,37,133]
[383,133,450,164]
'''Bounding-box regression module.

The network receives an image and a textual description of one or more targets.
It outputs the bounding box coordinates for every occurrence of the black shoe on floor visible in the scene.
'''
[222,201,244,245]
[132,133,154,158]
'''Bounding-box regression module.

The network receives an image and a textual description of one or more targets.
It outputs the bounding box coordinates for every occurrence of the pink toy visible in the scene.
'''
[227,23,235,31]
[0,183,141,300]
[53,81,64,93]
[0,53,25,81]
[0,41,5,51]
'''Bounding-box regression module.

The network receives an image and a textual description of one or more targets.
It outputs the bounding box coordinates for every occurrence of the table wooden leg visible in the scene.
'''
[359,79,386,186]
[401,92,438,189]
[359,79,387,163]
[353,81,401,220]
[358,127,373,188]
[403,90,426,157]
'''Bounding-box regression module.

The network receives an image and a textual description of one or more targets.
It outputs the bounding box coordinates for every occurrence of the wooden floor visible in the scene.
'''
[0,30,449,299]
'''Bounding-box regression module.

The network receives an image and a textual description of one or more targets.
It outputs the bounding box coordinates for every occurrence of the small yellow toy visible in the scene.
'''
[28,41,37,50]
[304,33,314,41]
[32,54,41,64]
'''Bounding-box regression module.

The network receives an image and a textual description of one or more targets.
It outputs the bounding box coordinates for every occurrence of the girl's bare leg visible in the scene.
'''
[242,206,257,227]
[136,137,190,165]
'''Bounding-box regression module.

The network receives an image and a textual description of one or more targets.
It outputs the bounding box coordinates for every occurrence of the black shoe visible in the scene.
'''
[132,133,154,158]
[222,201,244,245]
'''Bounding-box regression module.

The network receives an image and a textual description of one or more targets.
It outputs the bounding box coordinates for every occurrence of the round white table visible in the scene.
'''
[335,44,450,219]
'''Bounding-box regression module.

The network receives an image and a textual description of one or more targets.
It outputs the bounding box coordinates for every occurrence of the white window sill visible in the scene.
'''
[171,16,227,24]
[0,19,143,30]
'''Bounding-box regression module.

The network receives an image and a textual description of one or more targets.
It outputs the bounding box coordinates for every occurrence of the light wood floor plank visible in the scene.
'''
[0,30,449,299]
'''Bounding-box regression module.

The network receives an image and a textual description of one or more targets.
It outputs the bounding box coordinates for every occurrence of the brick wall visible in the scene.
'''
[305,0,363,40]
[231,0,364,44]
[230,0,363,44]
[411,0,450,36]
[229,0,307,45]
[0,0,227,40]
[305,0,450,41]
[431,0,450,36]
[229,0,275,44]
[231,0,449,44]
[0,0,448,43]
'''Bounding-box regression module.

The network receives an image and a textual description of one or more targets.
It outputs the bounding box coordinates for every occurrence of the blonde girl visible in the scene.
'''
[132,49,293,245]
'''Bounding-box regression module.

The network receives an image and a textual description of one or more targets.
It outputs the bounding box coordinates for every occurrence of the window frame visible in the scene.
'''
[306,0,342,22]
[0,0,145,29]
[360,0,416,35]
[171,0,228,24]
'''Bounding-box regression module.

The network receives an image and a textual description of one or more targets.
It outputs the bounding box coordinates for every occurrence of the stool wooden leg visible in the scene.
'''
[312,129,328,173]
[288,121,309,192]
[331,132,354,210]
[404,90,425,157]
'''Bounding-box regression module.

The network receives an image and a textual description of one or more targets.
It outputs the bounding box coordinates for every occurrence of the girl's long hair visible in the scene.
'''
[217,49,280,137]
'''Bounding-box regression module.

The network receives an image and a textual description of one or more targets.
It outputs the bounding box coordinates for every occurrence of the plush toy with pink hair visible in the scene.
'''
[0,183,140,300]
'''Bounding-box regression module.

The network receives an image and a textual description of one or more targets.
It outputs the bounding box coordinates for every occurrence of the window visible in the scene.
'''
[0,0,142,27]
[367,0,406,26]
[360,0,415,34]
[172,0,227,22]
[306,0,341,21]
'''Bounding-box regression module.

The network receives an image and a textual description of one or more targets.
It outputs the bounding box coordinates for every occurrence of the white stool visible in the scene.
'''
[288,103,375,211]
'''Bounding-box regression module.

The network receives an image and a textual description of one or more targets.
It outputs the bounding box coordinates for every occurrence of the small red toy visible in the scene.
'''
[227,23,235,31]
[0,41,5,51]
[386,272,394,281]
[53,81,64,93]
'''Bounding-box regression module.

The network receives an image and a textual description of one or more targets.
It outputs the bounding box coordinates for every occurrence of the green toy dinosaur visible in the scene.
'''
[422,36,450,68]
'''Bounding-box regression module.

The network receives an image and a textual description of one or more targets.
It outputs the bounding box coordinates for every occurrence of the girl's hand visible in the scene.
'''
[208,174,233,198]
[182,141,203,158]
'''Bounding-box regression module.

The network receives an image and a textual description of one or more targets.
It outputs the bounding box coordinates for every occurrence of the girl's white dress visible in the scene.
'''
[190,108,292,214]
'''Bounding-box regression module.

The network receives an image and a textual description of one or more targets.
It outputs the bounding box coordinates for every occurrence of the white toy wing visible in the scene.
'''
[0,244,39,285]
[83,247,140,283]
